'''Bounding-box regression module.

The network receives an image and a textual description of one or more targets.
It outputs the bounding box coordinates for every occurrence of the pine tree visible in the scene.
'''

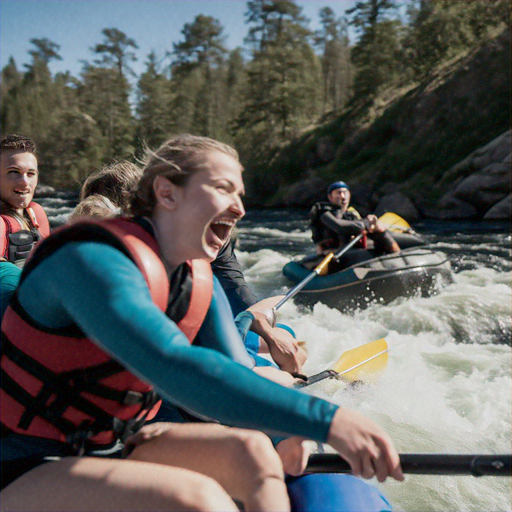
[85,28,138,160]
[237,0,321,145]
[170,14,229,139]
[346,0,402,98]
[135,52,174,150]
[0,57,22,130]
[225,48,247,137]
[402,0,511,78]
[314,7,353,113]
[92,28,139,77]
[78,63,135,161]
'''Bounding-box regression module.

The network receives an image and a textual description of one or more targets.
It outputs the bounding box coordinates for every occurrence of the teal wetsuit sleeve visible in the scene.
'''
[233,310,254,339]
[193,277,255,368]
[17,242,339,441]
[0,262,22,318]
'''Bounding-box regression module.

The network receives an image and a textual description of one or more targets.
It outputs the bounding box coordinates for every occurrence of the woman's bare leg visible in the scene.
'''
[1,456,238,512]
[127,423,290,512]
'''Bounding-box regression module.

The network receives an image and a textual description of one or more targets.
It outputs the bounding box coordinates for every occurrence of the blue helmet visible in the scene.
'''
[327,181,349,195]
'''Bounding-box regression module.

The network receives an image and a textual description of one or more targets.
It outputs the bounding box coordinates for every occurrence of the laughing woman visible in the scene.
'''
[1,135,402,511]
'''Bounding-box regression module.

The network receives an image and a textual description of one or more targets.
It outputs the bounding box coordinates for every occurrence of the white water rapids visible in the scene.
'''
[236,212,511,512]
[48,200,511,512]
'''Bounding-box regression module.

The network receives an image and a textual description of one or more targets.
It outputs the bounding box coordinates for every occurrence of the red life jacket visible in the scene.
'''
[0,201,50,264]
[0,218,213,453]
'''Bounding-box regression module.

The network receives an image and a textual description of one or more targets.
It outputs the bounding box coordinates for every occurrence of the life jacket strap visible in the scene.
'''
[1,334,159,452]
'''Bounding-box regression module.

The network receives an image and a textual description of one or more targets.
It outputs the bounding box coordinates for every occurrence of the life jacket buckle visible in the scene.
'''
[66,421,95,456]
[143,390,159,408]
[123,390,144,405]
[112,417,140,444]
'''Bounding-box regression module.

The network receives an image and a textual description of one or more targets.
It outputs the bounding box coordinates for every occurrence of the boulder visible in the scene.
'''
[34,183,57,197]
[432,197,478,220]
[484,194,511,220]
[436,129,511,218]
[374,192,420,223]
[350,183,374,217]
[449,164,510,209]
[281,176,327,207]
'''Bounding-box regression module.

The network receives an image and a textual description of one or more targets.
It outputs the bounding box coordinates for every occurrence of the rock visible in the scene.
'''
[450,166,510,209]
[432,197,478,220]
[374,192,420,223]
[484,194,511,220]
[281,176,327,207]
[436,129,511,218]
[350,183,374,216]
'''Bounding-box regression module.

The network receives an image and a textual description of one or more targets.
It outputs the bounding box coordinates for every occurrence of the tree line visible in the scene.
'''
[1,0,509,190]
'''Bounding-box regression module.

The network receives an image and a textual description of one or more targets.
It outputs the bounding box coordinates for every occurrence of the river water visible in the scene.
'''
[236,210,511,512]
[46,200,511,512]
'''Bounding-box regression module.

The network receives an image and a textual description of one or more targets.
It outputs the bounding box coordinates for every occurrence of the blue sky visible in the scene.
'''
[0,0,357,77]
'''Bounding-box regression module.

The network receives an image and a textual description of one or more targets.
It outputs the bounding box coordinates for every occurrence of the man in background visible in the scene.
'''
[310,181,400,270]
[0,134,49,267]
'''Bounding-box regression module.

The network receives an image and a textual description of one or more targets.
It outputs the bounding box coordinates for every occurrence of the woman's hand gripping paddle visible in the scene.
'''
[296,338,389,388]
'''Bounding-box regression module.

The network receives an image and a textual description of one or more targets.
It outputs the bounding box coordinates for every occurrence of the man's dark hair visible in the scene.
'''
[1,134,36,154]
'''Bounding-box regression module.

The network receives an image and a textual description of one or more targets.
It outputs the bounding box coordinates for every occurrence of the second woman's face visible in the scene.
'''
[173,150,246,262]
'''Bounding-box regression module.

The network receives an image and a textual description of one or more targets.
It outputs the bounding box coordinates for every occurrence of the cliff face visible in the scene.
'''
[254,28,510,221]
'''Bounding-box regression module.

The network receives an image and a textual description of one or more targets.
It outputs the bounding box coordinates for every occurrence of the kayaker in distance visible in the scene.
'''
[310,181,400,272]
[1,134,403,511]
[0,135,50,267]
[71,160,307,376]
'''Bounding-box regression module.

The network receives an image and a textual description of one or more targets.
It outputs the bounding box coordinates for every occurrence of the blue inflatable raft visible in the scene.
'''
[283,247,453,311]
[288,473,392,512]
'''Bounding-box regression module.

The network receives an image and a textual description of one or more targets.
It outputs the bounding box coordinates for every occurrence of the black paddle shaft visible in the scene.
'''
[306,453,512,477]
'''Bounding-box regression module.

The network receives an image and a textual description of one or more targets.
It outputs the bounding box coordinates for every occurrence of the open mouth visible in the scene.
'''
[209,218,236,247]
[14,189,31,198]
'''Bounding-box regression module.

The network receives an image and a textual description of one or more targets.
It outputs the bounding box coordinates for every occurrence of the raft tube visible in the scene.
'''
[282,247,453,311]
[287,473,393,512]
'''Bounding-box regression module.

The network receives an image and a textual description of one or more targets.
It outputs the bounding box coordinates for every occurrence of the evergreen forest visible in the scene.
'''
[1,0,509,204]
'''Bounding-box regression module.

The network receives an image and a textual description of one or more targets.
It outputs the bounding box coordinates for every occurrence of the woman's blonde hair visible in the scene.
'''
[130,135,240,218]
[69,194,121,220]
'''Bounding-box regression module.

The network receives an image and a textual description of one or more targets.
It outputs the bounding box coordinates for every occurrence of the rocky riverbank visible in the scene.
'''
[248,28,510,223]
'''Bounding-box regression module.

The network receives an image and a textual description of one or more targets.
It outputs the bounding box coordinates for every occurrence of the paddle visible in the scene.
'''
[378,212,412,233]
[306,453,512,477]
[273,233,364,312]
[296,338,389,388]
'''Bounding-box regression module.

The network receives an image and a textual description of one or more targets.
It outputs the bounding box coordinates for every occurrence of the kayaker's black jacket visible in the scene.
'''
[310,202,401,255]
[309,202,366,251]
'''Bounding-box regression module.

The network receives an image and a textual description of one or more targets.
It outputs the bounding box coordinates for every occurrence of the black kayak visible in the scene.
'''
[282,245,453,311]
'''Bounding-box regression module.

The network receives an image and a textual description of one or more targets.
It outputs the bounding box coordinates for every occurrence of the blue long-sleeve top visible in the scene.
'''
[0,261,21,318]
[16,241,338,441]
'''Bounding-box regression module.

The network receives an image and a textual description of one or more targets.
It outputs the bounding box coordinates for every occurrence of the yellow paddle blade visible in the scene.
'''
[330,338,388,383]
[378,212,411,233]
